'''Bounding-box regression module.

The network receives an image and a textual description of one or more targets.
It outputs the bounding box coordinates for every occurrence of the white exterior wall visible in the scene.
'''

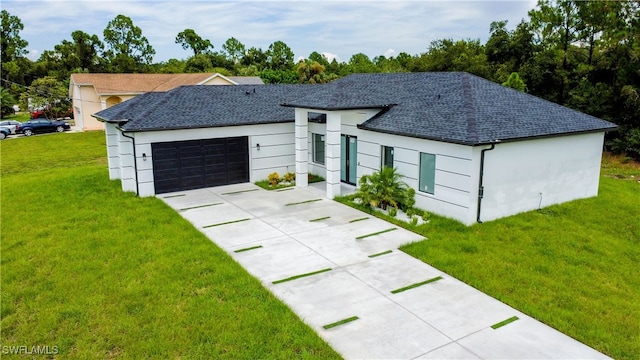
[114,123,295,197]
[105,122,121,180]
[355,130,477,224]
[478,132,605,223]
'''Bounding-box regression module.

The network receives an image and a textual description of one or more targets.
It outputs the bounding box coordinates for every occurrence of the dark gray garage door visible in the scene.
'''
[152,137,249,194]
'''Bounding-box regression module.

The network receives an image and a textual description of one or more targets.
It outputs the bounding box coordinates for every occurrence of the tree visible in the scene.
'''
[19,76,70,119]
[296,60,337,84]
[1,86,17,117]
[222,37,245,63]
[175,29,213,56]
[1,10,28,65]
[241,47,267,69]
[266,41,294,70]
[1,10,30,85]
[103,15,155,72]
[347,53,379,74]
[410,39,490,78]
[308,51,330,66]
[502,72,526,92]
[39,30,105,80]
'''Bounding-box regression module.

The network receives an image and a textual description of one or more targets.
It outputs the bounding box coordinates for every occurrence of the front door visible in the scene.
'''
[341,135,357,185]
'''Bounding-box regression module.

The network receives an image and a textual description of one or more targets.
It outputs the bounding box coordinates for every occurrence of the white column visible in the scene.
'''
[325,111,341,198]
[294,108,309,187]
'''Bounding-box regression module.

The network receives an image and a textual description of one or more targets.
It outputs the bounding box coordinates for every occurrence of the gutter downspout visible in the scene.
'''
[476,143,496,223]
[120,129,139,197]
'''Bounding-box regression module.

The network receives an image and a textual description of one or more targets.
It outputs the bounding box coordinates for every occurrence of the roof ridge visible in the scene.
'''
[461,73,478,143]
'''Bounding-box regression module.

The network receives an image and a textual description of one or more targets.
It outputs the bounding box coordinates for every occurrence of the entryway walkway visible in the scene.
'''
[160,183,609,359]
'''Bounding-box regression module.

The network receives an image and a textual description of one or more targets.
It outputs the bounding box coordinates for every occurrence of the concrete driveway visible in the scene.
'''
[160,183,609,360]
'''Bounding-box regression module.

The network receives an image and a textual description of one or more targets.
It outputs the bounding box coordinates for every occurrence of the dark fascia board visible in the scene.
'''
[280,103,396,111]
[121,119,295,132]
[92,113,128,124]
[356,124,619,147]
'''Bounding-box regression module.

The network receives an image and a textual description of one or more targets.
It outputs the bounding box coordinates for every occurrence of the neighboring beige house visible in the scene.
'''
[69,73,264,130]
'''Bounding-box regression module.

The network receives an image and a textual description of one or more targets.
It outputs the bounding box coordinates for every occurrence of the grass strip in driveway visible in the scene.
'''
[285,199,323,206]
[234,245,263,253]
[203,218,250,228]
[491,316,519,329]
[309,216,330,222]
[323,316,360,330]
[272,268,332,285]
[221,188,260,195]
[356,227,397,240]
[179,202,224,211]
[391,276,443,294]
[163,194,186,198]
[0,132,341,359]
[349,217,370,223]
[368,250,393,258]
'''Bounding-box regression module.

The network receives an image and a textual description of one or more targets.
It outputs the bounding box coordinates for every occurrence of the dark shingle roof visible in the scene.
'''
[94,84,320,131]
[95,72,616,144]
[283,72,617,145]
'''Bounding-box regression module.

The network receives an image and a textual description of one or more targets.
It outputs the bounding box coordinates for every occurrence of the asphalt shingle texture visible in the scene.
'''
[95,84,321,131]
[94,72,617,145]
[283,72,617,145]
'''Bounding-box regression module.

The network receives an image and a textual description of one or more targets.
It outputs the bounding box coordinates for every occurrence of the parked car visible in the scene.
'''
[0,120,23,134]
[0,127,10,140]
[16,119,71,136]
[30,107,73,119]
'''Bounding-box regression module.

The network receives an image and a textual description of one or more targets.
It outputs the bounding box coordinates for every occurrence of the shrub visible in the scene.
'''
[268,172,281,186]
[388,206,398,217]
[410,216,419,226]
[283,172,296,183]
[354,167,415,210]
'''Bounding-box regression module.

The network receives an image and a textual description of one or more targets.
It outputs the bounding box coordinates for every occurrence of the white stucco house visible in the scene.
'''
[69,73,264,131]
[93,72,617,225]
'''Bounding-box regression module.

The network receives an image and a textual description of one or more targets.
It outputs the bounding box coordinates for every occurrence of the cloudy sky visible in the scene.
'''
[4,0,538,63]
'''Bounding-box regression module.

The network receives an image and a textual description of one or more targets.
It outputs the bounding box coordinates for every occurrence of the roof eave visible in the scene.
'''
[357,124,619,146]
[120,119,296,132]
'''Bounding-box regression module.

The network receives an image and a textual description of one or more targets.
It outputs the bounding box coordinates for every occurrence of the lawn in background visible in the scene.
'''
[0,132,340,359]
[338,153,639,360]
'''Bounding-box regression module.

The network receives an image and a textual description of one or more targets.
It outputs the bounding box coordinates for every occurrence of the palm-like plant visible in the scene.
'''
[355,167,414,210]
[1,87,17,118]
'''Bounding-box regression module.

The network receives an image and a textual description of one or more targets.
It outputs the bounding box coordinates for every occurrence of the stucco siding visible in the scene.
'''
[105,123,121,180]
[354,130,476,223]
[116,123,295,196]
[479,132,605,222]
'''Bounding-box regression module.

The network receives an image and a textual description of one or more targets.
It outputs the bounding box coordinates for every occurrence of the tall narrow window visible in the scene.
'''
[381,146,394,168]
[419,153,436,194]
[313,133,325,165]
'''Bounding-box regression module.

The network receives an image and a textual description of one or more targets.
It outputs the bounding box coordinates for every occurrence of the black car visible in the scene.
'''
[16,119,71,136]
[0,127,10,140]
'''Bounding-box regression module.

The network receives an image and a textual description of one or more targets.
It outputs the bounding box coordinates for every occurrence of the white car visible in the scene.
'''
[0,120,22,134]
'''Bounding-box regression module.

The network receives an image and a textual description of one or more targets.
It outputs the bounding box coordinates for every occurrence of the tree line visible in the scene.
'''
[1,1,639,157]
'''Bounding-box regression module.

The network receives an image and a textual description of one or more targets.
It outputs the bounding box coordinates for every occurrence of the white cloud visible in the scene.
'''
[3,0,535,63]
[322,52,340,63]
[384,49,396,58]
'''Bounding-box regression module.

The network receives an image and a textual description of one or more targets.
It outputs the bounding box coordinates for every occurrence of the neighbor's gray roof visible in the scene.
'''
[94,84,320,131]
[95,72,617,144]
[283,72,617,145]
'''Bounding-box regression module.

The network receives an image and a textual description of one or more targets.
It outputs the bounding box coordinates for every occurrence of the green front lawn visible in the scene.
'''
[0,132,340,359]
[337,154,640,360]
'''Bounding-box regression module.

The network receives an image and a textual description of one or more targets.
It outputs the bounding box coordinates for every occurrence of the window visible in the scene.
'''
[312,133,325,165]
[381,146,394,168]
[419,153,436,194]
